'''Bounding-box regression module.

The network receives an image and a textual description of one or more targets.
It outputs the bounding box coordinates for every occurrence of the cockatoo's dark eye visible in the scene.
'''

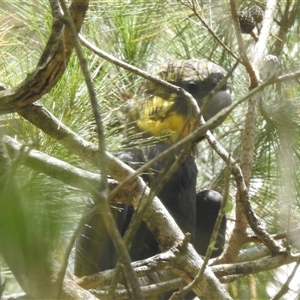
[186,81,198,94]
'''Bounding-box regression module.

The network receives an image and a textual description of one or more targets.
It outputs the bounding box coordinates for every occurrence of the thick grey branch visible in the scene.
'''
[14,104,231,298]
[2,135,133,205]
[3,135,101,192]
[78,245,232,300]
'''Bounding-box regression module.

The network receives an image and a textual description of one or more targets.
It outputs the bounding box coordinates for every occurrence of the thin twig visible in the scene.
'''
[178,0,239,61]
[269,69,300,85]
[212,252,300,278]
[107,60,238,201]
[230,0,257,88]
[246,227,300,243]
[58,0,143,299]
[58,0,107,186]
[79,34,200,117]
[271,257,300,300]
[272,1,296,56]
[205,130,283,255]
[109,144,192,298]
[56,204,100,296]
[171,159,231,299]
[221,0,278,262]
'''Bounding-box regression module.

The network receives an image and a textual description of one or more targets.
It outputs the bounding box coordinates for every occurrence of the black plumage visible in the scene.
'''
[74,145,226,277]
[74,59,229,294]
[119,143,198,262]
[74,200,128,276]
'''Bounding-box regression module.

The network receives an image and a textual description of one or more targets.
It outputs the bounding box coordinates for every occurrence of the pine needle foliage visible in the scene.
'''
[0,0,300,299]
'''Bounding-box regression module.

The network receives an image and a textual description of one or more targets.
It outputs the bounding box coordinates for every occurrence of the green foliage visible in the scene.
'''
[0,0,300,299]
[0,164,82,295]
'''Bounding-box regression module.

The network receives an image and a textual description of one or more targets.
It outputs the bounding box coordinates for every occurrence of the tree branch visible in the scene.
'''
[178,0,239,61]
[0,1,102,299]
[230,0,257,87]
[78,244,232,300]
[213,252,300,278]
[0,0,88,114]
[78,34,200,117]
[77,244,300,299]
[222,0,278,262]
[204,129,282,263]
[271,257,300,300]
[15,103,233,298]
[57,1,144,298]
[3,135,101,193]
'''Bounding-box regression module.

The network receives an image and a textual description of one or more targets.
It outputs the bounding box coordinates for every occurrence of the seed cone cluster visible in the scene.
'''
[238,5,264,34]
